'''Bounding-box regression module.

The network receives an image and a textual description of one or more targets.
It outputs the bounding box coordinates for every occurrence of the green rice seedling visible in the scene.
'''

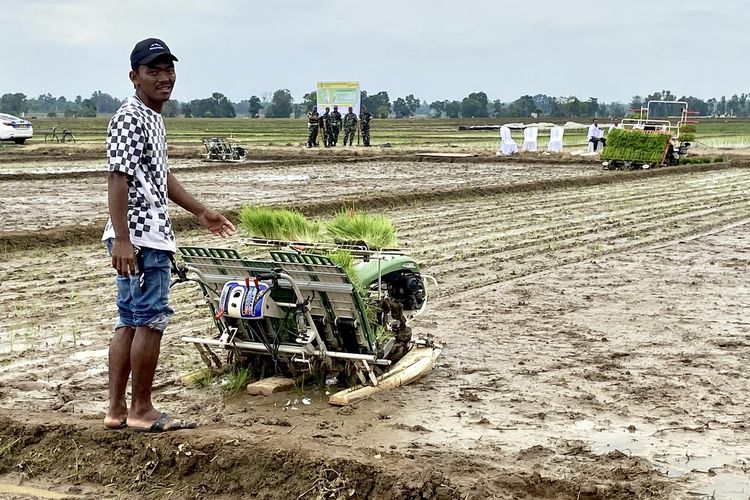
[23,329,34,351]
[375,325,394,344]
[324,210,397,249]
[325,248,371,306]
[325,248,379,322]
[328,241,390,340]
[678,124,698,143]
[681,157,712,164]
[238,206,320,241]
[601,129,671,164]
[679,124,698,134]
[1,437,21,459]
[678,133,696,142]
[222,366,251,397]
[326,249,358,283]
[312,369,328,389]
[71,321,80,348]
[292,375,306,396]
[193,369,215,388]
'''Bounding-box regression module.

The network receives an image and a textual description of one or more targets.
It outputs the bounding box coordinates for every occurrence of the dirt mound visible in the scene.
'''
[0,415,670,499]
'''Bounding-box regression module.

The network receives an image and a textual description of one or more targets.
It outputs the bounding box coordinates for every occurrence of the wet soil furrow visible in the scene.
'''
[0,162,742,251]
[400,170,750,229]
[398,170,750,237]
[416,186,750,270]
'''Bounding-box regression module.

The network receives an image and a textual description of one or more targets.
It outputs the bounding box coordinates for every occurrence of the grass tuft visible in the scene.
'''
[193,369,215,388]
[222,366,252,397]
[238,206,320,241]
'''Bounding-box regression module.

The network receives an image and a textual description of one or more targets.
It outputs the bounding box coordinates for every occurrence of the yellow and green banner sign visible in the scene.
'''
[316,81,360,115]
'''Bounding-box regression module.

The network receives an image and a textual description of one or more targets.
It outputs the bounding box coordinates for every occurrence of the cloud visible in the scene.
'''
[1,0,749,102]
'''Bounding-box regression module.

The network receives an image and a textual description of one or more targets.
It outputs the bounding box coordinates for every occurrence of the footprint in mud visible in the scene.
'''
[471,417,491,426]
[458,389,481,402]
[261,417,291,427]
[392,423,433,433]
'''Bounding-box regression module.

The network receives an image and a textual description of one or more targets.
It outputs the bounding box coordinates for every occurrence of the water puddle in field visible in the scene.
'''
[70,348,108,361]
[0,161,101,175]
[384,408,749,499]
[252,173,309,182]
[576,420,742,476]
[687,474,750,499]
[576,419,750,499]
[0,482,83,499]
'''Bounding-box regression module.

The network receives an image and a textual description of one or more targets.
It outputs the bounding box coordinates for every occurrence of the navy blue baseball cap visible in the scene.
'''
[130,38,178,70]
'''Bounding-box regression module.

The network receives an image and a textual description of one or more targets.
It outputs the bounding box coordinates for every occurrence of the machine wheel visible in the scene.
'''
[336,361,359,387]
[13,138,27,144]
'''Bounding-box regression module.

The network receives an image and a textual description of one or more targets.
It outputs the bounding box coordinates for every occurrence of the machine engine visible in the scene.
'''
[380,270,426,313]
[355,255,428,315]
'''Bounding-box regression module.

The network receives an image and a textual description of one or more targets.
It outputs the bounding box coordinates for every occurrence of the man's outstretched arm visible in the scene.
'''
[167,172,236,238]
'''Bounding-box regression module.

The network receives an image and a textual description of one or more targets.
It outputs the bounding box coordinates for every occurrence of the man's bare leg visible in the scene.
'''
[103,326,134,429]
[125,326,196,432]
[126,326,165,429]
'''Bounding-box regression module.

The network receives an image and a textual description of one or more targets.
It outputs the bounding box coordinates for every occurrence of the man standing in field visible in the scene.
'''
[342,106,357,146]
[307,106,320,147]
[102,38,236,432]
[360,105,373,146]
[330,105,342,146]
[320,106,332,147]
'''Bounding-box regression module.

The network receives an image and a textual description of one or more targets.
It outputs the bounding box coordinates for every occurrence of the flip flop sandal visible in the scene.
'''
[132,412,198,433]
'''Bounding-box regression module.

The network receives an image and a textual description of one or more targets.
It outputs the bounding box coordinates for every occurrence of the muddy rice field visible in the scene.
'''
[1,154,749,499]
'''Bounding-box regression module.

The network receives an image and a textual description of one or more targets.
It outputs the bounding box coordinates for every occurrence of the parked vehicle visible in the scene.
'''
[0,114,33,144]
[201,137,246,162]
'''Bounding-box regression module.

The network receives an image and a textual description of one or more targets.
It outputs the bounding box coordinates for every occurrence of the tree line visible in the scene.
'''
[2,89,749,119]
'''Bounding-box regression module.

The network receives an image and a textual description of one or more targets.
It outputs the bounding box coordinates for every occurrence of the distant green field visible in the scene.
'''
[8,116,750,150]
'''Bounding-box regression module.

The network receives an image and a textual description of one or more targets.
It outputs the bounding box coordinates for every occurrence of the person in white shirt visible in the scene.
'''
[587,118,605,151]
[608,118,622,134]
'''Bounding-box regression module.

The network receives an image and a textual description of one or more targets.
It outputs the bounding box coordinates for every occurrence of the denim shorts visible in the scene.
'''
[105,239,174,332]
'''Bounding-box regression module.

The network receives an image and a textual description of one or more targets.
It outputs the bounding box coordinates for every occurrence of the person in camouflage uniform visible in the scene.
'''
[360,105,373,146]
[330,105,342,146]
[307,106,320,147]
[342,106,357,146]
[320,106,332,147]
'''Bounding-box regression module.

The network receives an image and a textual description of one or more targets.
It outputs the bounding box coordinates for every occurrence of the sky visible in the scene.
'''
[2,0,749,104]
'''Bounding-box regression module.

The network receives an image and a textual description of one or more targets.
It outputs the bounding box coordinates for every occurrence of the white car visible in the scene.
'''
[0,113,33,144]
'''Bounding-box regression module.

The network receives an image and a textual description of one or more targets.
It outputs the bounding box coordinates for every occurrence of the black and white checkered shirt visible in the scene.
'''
[102,96,175,252]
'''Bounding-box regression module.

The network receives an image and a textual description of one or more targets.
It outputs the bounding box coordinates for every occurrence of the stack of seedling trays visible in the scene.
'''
[601,129,671,165]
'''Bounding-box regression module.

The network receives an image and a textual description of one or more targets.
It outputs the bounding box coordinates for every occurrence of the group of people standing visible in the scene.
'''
[307,105,373,148]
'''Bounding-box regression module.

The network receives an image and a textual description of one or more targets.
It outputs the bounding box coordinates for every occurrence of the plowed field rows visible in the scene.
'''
[398,168,750,292]
[1,162,749,498]
[3,166,748,357]
[0,160,600,232]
